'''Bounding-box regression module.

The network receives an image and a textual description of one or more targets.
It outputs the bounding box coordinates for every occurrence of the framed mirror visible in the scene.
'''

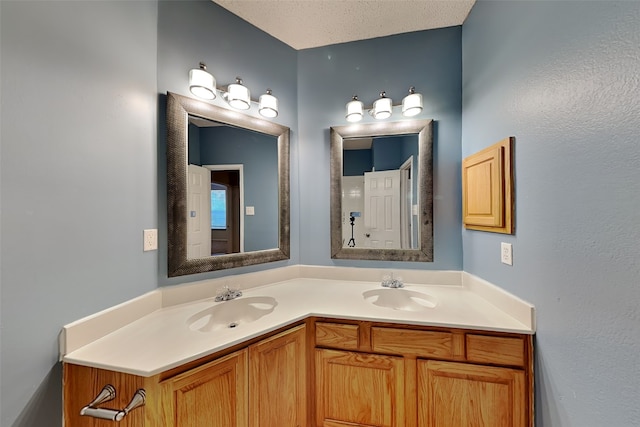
[167,92,290,277]
[330,120,433,261]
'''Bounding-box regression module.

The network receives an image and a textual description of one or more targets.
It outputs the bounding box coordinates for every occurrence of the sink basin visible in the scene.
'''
[188,296,278,332]
[362,288,438,312]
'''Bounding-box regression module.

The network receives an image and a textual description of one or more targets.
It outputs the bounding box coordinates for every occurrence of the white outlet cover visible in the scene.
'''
[144,229,158,252]
[501,242,513,266]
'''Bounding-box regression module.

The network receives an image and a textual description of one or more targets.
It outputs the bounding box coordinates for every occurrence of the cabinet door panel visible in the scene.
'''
[418,360,525,427]
[316,349,404,427]
[249,324,306,427]
[161,350,248,427]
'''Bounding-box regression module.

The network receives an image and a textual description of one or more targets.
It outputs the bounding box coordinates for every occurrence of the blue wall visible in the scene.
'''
[297,28,463,269]
[0,1,158,425]
[462,1,640,425]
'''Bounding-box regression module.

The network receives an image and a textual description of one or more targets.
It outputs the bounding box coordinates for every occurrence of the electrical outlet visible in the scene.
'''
[501,242,513,266]
[143,229,158,251]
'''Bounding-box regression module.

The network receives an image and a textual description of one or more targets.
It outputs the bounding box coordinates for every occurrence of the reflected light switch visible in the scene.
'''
[246,206,255,216]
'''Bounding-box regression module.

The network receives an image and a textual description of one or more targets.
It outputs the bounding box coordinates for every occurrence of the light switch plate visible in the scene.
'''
[246,206,255,216]
[501,242,513,265]
[144,229,158,251]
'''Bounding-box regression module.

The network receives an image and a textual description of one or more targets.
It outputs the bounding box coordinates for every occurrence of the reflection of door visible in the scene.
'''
[187,165,212,258]
[364,170,401,249]
[210,170,241,255]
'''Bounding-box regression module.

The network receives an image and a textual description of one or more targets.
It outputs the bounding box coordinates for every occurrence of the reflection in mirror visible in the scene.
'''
[330,120,433,261]
[186,117,278,259]
[167,92,290,277]
[342,134,419,250]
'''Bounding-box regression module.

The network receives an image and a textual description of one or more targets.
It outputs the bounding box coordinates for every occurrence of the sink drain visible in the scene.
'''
[228,322,238,328]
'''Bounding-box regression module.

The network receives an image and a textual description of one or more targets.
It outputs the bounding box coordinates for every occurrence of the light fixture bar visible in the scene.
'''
[344,87,424,122]
[187,62,280,119]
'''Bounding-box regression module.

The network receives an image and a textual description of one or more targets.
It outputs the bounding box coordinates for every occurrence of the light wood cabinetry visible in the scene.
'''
[418,360,526,427]
[64,319,533,427]
[249,324,307,427]
[462,137,514,234]
[313,320,533,427]
[64,323,307,427]
[159,349,249,426]
[315,349,405,427]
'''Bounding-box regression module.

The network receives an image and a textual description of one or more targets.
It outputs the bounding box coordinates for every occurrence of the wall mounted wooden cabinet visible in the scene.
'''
[462,137,514,234]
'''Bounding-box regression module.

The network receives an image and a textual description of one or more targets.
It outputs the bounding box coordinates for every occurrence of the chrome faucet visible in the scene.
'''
[381,273,404,288]
[215,285,243,302]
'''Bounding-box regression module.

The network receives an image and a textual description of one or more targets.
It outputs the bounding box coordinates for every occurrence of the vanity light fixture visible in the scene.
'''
[345,95,364,122]
[188,63,280,118]
[343,87,424,122]
[189,62,216,100]
[224,77,251,110]
[402,86,423,117]
[371,91,393,120]
[259,89,278,118]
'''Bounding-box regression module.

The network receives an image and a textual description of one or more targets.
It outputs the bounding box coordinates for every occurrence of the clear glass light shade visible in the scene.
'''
[346,98,364,122]
[189,67,216,100]
[225,80,251,110]
[259,90,278,118]
[402,92,423,117]
[372,96,392,120]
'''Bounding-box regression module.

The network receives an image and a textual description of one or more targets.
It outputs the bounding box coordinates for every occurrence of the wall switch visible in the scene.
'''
[501,242,513,265]
[246,206,255,216]
[144,229,158,251]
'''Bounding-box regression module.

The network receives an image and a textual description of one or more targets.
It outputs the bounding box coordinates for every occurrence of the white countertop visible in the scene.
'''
[62,274,534,377]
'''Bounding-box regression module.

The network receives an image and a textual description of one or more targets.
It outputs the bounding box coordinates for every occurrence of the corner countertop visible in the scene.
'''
[62,273,534,377]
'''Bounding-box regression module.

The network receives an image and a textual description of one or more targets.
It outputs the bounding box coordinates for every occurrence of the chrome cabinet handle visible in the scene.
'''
[80,385,146,421]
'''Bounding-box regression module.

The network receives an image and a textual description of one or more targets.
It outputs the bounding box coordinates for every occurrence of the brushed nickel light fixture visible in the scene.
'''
[344,87,424,122]
[345,95,364,122]
[188,62,279,118]
[189,62,216,100]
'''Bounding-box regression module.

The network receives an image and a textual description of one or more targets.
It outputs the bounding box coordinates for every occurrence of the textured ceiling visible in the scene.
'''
[212,0,476,50]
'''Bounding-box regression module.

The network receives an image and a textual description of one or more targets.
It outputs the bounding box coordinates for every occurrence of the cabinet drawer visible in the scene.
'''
[371,327,453,358]
[316,322,359,350]
[466,334,525,367]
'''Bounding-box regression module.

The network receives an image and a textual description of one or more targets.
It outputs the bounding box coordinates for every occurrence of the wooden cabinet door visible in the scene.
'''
[315,349,405,427]
[462,137,513,233]
[249,324,307,427]
[160,349,248,427]
[417,360,526,427]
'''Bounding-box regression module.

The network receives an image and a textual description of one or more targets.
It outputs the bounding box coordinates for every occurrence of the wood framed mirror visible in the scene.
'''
[330,120,433,261]
[167,92,290,277]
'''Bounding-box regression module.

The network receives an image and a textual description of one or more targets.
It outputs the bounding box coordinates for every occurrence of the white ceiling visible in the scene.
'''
[212,0,476,50]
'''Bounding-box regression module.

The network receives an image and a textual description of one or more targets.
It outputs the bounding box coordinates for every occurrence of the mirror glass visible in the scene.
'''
[330,120,433,261]
[167,92,290,277]
[187,116,279,258]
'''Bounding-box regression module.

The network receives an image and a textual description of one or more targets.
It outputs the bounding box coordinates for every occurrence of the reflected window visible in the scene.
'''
[211,183,227,230]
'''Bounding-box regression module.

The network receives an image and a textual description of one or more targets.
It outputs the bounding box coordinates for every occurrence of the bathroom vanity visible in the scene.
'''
[61,268,535,426]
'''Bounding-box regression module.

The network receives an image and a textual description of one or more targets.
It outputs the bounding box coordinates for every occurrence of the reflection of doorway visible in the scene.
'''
[207,165,243,255]
[364,169,401,249]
